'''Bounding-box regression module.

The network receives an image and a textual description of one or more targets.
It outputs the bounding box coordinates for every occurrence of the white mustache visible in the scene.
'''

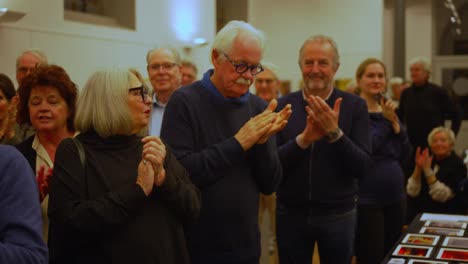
[236,78,251,85]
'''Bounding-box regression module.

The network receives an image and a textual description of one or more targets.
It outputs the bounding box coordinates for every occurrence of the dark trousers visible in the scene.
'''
[276,204,356,264]
[355,201,406,264]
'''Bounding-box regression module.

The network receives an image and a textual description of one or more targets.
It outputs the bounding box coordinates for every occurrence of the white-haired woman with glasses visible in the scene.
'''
[406,126,466,219]
[48,68,201,264]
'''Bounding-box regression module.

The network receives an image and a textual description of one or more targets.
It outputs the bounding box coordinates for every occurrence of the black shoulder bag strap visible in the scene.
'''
[72,138,88,196]
[73,138,86,169]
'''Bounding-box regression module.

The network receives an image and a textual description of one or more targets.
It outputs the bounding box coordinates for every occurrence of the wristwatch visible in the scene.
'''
[326,127,341,142]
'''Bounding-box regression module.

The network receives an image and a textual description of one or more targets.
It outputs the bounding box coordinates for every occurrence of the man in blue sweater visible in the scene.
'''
[276,35,371,263]
[0,145,48,263]
[161,20,291,264]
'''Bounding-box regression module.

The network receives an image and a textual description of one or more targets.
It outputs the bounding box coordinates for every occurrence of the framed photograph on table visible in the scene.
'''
[420,227,465,237]
[407,259,448,264]
[392,244,433,258]
[402,234,440,246]
[437,247,468,261]
[425,220,467,229]
[442,236,468,249]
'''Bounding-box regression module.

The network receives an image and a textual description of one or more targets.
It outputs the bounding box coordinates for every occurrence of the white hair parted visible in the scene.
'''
[211,20,265,61]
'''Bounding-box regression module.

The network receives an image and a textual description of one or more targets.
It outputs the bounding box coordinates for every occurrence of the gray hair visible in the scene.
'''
[389,76,403,85]
[409,56,431,73]
[75,68,139,137]
[146,46,181,65]
[16,49,48,68]
[181,60,198,75]
[211,20,265,61]
[260,61,280,79]
[299,35,340,68]
[427,126,455,146]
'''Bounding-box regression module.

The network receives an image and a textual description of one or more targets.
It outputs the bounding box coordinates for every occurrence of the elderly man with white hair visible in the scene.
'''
[398,56,461,151]
[161,20,291,264]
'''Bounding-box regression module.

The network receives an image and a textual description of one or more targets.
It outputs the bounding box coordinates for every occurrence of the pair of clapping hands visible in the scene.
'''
[415,147,433,172]
[297,95,342,147]
[234,99,292,151]
[137,136,167,196]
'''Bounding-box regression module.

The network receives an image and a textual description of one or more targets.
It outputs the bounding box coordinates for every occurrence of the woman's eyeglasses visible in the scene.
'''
[128,85,150,103]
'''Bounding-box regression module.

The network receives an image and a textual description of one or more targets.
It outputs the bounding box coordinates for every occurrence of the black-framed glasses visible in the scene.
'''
[148,63,178,71]
[222,52,264,76]
[129,85,150,103]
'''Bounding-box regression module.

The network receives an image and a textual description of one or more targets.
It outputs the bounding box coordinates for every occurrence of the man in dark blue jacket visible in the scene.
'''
[161,20,291,264]
[276,35,371,264]
[0,145,48,263]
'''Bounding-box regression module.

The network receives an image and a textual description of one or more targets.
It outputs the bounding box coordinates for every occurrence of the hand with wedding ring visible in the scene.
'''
[141,136,167,187]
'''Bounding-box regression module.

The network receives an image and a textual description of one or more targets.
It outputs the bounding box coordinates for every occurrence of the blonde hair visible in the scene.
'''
[427,126,455,146]
[75,68,138,137]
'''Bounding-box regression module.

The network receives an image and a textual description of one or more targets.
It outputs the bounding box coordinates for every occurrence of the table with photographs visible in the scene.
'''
[385,213,468,264]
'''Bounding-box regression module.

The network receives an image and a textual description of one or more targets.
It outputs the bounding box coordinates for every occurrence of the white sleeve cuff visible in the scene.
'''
[406,176,421,197]
[429,181,455,202]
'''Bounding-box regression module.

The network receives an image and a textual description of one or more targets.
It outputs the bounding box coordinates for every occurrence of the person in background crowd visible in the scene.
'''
[16,49,48,87]
[275,35,371,264]
[15,49,48,140]
[0,73,21,145]
[16,64,78,241]
[0,145,48,264]
[254,62,281,256]
[406,127,466,219]
[181,60,198,86]
[48,68,200,264]
[161,20,291,264]
[398,56,462,151]
[388,76,404,104]
[354,58,411,264]
[146,46,182,136]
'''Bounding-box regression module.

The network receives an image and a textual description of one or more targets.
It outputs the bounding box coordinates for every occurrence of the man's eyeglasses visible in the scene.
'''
[148,63,178,71]
[222,52,264,76]
[129,85,150,103]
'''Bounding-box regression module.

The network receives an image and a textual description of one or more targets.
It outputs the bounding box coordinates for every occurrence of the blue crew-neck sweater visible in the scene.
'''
[161,70,282,263]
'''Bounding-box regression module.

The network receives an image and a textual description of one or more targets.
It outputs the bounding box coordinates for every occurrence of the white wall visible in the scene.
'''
[0,0,215,88]
[248,0,383,91]
[383,0,433,79]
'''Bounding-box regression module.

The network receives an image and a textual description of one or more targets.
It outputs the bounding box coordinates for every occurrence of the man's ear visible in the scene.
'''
[211,49,221,67]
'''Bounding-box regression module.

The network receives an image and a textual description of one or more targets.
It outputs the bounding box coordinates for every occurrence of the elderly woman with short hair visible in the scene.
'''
[406,126,467,217]
[48,68,200,264]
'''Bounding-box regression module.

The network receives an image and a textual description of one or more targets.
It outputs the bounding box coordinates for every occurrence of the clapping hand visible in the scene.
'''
[306,95,342,134]
[142,136,167,187]
[37,165,53,202]
[234,99,278,151]
[381,97,400,134]
[415,147,432,171]
[258,100,292,144]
